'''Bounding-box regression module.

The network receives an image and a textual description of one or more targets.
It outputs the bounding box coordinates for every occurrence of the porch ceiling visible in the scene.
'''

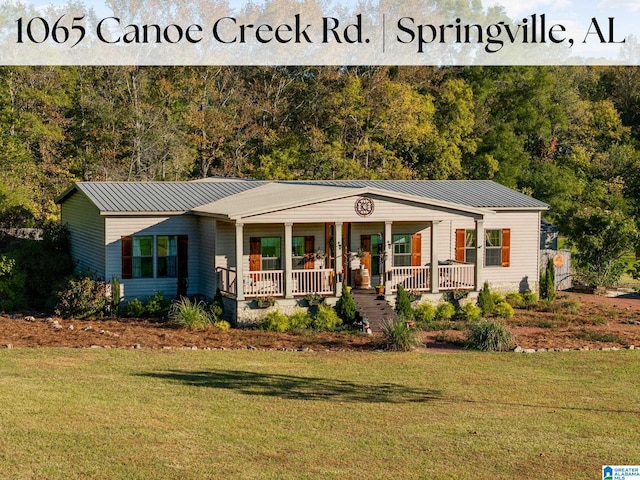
[191,183,493,220]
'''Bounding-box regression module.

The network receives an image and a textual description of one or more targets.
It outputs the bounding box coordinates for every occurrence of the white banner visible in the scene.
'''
[1,0,639,65]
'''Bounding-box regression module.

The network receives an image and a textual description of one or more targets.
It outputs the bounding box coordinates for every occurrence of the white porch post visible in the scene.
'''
[475,218,484,291]
[335,222,343,296]
[235,222,244,301]
[284,223,293,299]
[384,221,393,293]
[431,221,440,294]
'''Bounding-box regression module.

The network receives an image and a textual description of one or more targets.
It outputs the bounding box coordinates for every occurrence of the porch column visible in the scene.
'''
[335,222,343,296]
[475,218,484,291]
[430,221,440,294]
[235,222,244,301]
[384,221,393,293]
[284,222,293,299]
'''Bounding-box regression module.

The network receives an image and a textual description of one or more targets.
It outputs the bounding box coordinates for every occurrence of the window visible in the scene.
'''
[133,236,153,278]
[121,235,187,279]
[455,228,510,267]
[292,236,305,270]
[393,234,412,267]
[260,237,281,270]
[485,229,503,267]
[157,236,177,277]
[464,230,476,265]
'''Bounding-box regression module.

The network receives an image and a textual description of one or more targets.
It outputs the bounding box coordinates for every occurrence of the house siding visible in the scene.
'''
[446,211,540,292]
[60,191,105,277]
[241,194,481,224]
[198,217,216,298]
[104,215,200,300]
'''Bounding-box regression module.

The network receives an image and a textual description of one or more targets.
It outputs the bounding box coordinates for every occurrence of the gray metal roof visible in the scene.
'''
[57,179,548,213]
[57,180,266,212]
[286,180,548,209]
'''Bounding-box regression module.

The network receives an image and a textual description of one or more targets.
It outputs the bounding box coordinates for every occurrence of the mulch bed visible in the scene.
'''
[1,292,639,352]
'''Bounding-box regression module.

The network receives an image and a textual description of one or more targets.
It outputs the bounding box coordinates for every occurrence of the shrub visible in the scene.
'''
[466,320,516,351]
[414,302,436,324]
[257,311,290,332]
[289,310,313,330]
[311,304,342,331]
[477,281,495,317]
[109,277,122,314]
[435,302,455,321]
[505,292,524,309]
[126,298,145,317]
[0,255,25,311]
[456,302,482,322]
[145,291,170,318]
[522,291,539,309]
[14,222,74,310]
[491,291,505,305]
[336,283,357,326]
[494,301,514,319]
[168,297,213,330]
[213,320,231,331]
[211,288,225,318]
[55,275,107,319]
[540,258,556,301]
[380,317,419,352]
[395,284,414,320]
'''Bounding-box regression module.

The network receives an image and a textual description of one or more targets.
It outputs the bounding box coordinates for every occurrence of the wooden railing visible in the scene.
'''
[292,269,335,295]
[389,266,431,293]
[438,264,475,290]
[242,270,284,297]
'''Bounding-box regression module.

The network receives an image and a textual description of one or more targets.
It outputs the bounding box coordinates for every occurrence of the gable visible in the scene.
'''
[239,193,486,224]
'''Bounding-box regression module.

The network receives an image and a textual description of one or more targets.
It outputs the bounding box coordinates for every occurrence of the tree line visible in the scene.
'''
[0,65,639,285]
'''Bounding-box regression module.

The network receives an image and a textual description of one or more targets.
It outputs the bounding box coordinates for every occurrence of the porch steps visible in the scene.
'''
[350,288,397,333]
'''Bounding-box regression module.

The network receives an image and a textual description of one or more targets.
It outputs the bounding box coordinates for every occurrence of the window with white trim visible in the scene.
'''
[392,234,412,267]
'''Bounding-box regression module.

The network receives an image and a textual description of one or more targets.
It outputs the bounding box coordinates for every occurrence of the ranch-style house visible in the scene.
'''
[56,178,548,320]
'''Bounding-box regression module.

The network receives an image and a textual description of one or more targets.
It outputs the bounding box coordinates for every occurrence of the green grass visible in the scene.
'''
[1,349,639,479]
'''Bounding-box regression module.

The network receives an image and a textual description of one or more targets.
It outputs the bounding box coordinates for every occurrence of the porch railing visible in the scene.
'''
[389,266,431,293]
[243,270,284,297]
[292,269,335,295]
[216,267,237,296]
[438,264,475,290]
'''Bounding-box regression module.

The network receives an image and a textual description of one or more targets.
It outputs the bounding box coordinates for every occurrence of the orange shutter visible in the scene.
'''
[121,236,132,279]
[455,229,465,262]
[501,229,511,267]
[411,233,422,266]
[249,237,261,272]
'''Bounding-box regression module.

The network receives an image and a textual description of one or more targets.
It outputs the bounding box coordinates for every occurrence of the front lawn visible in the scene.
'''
[0,348,638,479]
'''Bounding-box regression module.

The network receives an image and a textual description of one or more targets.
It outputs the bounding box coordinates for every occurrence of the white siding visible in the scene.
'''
[60,191,105,277]
[216,221,235,269]
[198,217,216,298]
[242,194,481,223]
[104,215,200,300]
[446,211,540,291]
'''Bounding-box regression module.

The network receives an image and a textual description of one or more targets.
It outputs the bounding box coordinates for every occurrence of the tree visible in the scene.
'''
[336,283,357,326]
[395,284,414,320]
[568,206,638,287]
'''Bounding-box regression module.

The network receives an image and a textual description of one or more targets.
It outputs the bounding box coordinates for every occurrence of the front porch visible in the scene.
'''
[216,262,476,299]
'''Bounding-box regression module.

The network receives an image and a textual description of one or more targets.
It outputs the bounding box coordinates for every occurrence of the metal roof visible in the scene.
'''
[193,182,494,219]
[56,180,266,213]
[57,179,548,213]
[287,180,549,209]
